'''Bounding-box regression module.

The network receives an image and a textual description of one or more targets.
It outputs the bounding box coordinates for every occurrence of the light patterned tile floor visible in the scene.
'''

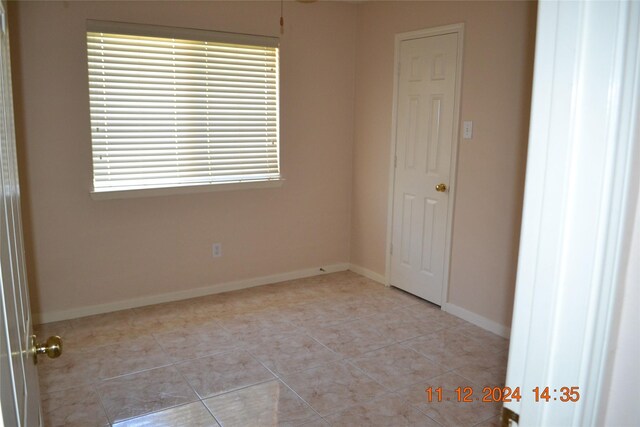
[36,271,508,427]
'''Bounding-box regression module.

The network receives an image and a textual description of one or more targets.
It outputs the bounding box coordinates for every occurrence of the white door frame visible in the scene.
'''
[504,1,639,425]
[385,23,464,308]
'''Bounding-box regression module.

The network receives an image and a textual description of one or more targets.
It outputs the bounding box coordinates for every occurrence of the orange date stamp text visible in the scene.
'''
[425,386,581,403]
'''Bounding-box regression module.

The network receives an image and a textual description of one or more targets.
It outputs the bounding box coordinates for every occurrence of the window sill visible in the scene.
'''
[90,179,284,200]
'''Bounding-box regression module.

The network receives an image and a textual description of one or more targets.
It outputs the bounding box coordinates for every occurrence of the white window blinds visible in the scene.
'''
[87,22,280,193]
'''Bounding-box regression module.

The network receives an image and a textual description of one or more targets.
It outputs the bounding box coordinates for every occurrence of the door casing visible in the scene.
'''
[385,23,464,307]
[504,1,640,425]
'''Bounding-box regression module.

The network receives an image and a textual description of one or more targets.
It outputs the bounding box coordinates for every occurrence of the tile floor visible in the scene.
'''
[35,271,509,427]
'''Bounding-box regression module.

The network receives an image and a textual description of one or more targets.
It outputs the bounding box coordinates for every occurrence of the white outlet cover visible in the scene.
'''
[463,121,473,139]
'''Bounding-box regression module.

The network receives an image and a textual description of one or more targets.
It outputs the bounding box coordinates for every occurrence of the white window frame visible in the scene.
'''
[86,21,282,200]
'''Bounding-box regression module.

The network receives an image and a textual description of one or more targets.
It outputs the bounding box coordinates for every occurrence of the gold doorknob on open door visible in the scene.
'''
[31,335,62,364]
[435,183,448,192]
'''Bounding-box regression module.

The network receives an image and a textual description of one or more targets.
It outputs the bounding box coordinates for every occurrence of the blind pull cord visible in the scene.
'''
[280,0,284,34]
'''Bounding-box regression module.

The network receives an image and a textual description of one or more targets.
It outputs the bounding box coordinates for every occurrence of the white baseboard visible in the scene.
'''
[443,302,511,338]
[347,264,511,339]
[348,263,387,285]
[34,263,350,324]
[35,262,513,341]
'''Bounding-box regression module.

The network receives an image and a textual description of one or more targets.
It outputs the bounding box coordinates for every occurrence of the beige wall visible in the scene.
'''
[9,1,357,317]
[11,1,536,328]
[351,1,536,327]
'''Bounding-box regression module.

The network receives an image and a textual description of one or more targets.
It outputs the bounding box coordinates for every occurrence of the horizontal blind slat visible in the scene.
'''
[89,82,276,94]
[94,147,277,153]
[94,157,277,166]
[87,50,276,66]
[94,168,278,179]
[87,37,275,57]
[89,74,276,86]
[91,125,277,132]
[86,41,276,56]
[92,130,277,136]
[87,52,276,68]
[93,173,280,189]
[95,159,277,166]
[91,113,275,119]
[95,162,278,173]
[93,140,277,146]
[89,89,275,99]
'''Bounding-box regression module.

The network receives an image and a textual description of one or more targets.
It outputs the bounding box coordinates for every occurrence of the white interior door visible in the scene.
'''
[0,2,42,425]
[390,30,460,305]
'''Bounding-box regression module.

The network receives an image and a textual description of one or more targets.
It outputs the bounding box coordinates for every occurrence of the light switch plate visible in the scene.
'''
[463,121,473,139]
[212,243,222,257]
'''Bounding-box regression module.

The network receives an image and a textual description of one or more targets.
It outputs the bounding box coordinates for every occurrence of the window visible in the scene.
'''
[86,21,280,197]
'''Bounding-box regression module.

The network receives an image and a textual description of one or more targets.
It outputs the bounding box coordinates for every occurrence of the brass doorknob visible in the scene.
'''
[435,183,448,192]
[31,335,63,364]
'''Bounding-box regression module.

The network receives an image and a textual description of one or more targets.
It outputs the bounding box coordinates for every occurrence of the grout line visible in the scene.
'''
[110,401,202,426]
[199,398,223,426]
[45,272,508,426]
[104,338,200,424]
[343,358,387,385]
[94,384,114,427]
[201,375,277,399]
[275,375,327,422]
[168,356,224,426]
[423,412,446,427]
[97,361,176,383]
[407,395,446,426]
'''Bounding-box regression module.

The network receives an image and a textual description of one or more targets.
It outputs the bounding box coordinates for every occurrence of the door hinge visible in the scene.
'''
[394,155,397,168]
[501,407,519,427]
[390,244,393,255]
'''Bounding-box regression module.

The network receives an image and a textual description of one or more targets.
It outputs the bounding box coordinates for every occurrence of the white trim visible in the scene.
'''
[443,303,511,339]
[505,1,640,425]
[90,179,284,200]
[349,263,512,338]
[34,263,349,324]
[348,264,386,285]
[385,23,465,307]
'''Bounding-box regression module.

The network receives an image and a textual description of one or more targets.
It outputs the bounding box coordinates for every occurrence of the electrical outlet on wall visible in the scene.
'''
[463,121,473,139]
[212,243,222,258]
